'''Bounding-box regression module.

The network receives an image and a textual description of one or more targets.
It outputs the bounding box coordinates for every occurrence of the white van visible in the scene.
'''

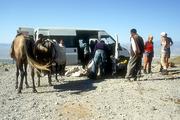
[17,27,130,65]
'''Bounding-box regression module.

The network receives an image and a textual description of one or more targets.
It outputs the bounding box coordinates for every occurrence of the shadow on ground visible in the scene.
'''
[53,79,97,94]
[140,76,180,81]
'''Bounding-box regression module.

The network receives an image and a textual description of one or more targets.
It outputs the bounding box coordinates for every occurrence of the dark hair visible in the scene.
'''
[100,40,105,43]
[38,34,44,39]
[130,29,137,34]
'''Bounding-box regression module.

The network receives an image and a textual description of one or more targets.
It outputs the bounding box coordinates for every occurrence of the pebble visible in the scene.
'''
[2,101,6,105]
[13,109,18,112]
[152,106,157,111]
[8,97,15,101]
[55,102,59,105]
[5,68,9,71]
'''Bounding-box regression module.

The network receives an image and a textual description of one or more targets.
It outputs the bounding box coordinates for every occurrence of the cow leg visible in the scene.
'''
[18,65,25,93]
[59,64,65,80]
[48,72,52,86]
[15,64,19,89]
[37,71,41,87]
[55,63,59,82]
[62,64,66,76]
[31,67,37,93]
[24,62,29,88]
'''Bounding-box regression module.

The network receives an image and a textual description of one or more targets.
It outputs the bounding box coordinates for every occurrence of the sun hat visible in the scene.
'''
[160,32,167,37]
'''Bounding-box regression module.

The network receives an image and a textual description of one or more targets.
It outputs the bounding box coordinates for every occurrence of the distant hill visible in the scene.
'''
[0,43,11,59]
[170,56,180,64]
[0,41,179,59]
[121,41,180,58]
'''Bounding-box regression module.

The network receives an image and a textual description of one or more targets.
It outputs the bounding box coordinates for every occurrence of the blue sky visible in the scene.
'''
[0,0,180,44]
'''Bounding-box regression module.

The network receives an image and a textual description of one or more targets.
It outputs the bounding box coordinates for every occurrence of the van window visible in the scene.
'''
[63,36,76,47]
[101,36,115,45]
[49,36,76,47]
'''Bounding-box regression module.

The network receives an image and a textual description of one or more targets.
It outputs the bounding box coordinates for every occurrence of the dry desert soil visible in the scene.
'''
[0,62,180,120]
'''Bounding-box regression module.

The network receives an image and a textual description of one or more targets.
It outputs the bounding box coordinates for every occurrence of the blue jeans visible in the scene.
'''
[91,49,107,77]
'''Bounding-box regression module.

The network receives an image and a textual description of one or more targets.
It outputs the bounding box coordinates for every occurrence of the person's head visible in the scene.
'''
[148,35,153,42]
[60,39,64,45]
[100,40,105,43]
[38,34,44,39]
[130,28,137,37]
[160,32,167,37]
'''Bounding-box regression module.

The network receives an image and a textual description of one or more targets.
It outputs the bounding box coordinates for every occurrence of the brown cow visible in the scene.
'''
[10,33,50,93]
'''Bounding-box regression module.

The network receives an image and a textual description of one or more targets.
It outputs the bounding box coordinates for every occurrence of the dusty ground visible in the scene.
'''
[0,63,180,120]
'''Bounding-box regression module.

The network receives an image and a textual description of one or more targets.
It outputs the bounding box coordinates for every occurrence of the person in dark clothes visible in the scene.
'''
[83,43,90,68]
[89,40,96,58]
[125,29,144,81]
[90,40,110,79]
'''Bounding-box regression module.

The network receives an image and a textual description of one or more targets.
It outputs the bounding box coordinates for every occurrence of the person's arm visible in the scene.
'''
[169,38,173,46]
[152,43,154,57]
[161,37,166,47]
[144,41,147,50]
[131,37,137,54]
[93,44,97,53]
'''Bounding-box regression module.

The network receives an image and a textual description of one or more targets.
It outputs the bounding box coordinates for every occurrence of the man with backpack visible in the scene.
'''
[125,29,144,81]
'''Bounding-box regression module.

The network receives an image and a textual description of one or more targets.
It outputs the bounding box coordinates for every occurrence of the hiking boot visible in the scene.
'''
[147,68,152,74]
[143,69,147,74]
[125,76,131,82]
[159,66,163,72]
[161,69,168,75]
[88,71,97,80]
[133,77,137,81]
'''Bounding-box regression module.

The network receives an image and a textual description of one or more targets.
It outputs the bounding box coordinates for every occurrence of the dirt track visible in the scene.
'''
[0,63,180,120]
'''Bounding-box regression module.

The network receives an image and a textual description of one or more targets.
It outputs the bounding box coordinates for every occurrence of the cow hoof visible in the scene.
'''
[17,90,22,94]
[33,89,37,93]
[26,85,29,88]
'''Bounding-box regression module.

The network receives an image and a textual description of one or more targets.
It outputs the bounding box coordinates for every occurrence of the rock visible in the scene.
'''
[65,67,80,76]
[71,71,81,77]
[8,97,15,101]
[65,67,88,77]
[169,62,175,67]
[2,101,6,105]
[3,116,7,120]
[152,106,157,111]
[55,102,59,105]
[5,68,9,71]
[14,109,18,112]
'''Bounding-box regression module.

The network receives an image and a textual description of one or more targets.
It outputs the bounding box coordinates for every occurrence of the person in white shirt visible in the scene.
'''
[125,29,144,81]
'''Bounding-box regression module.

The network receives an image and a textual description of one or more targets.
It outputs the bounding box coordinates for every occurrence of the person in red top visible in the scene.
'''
[143,35,154,74]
